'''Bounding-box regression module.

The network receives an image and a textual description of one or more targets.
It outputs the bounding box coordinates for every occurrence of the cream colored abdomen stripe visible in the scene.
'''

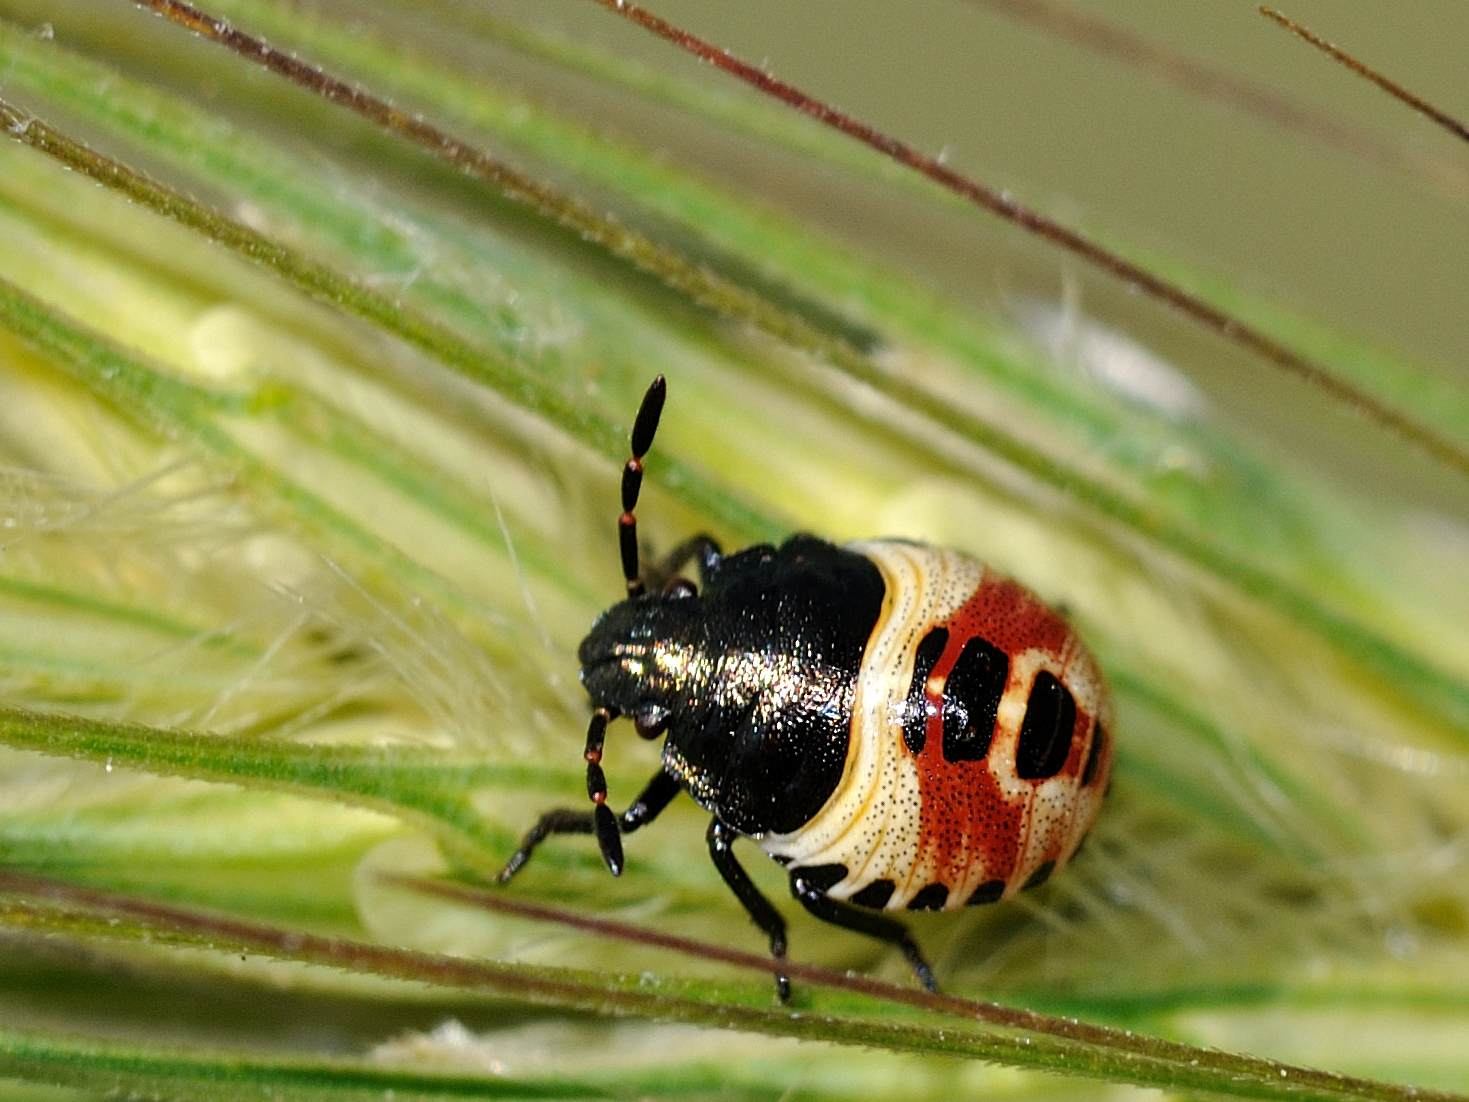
[760,540,981,910]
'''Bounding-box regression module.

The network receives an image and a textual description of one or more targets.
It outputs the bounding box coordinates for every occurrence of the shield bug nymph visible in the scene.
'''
[499,375,1113,1000]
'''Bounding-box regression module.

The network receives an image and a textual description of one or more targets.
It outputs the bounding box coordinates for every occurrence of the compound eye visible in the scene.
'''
[634,703,670,739]
[1015,671,1076,779]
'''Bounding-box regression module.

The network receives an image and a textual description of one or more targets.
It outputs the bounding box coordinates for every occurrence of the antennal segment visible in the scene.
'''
[619,375,668,598]
[583,706,625,875]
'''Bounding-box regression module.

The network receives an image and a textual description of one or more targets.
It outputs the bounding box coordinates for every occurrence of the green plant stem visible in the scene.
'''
[0,705,566,862]
[0,870,1457,1102]
[0,1028,620,1101]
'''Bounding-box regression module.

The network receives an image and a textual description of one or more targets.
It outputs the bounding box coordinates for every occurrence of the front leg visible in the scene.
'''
[706,819,790,1002]
[498,770,681,883]
[790,870,938,992]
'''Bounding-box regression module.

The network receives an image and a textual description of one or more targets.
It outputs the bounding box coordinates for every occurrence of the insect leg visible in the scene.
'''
[496,809,592,884]
[789,871,938,992]
[645,533,724,592]
[620,768,682,831]
[498,769,682,884]
[707,818,791,1002]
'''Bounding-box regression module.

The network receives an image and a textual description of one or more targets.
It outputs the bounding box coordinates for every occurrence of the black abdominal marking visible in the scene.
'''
[1015,671,1077,780]
[902,628,948,755]
[942,636,1008,762]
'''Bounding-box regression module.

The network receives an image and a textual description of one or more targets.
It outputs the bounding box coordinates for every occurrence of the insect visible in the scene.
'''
[499,375,1114,999]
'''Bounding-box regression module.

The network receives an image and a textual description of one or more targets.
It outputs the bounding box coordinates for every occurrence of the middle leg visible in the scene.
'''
[498,769,682,883]
[706,818,790,1002]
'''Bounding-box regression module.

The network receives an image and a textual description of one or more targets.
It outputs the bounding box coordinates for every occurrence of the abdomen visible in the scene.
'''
[760,539,1113,911]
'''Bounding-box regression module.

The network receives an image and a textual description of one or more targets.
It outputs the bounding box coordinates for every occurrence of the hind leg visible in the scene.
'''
[789,869,937,992]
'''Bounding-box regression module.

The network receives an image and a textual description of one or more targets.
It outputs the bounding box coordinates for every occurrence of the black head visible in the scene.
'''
[578,588,704,734]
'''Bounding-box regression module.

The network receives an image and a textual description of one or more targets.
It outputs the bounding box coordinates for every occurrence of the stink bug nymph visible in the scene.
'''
[499,376,1114,999]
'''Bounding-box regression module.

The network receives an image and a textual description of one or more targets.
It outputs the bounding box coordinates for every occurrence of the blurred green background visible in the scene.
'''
[486,0,1469,507]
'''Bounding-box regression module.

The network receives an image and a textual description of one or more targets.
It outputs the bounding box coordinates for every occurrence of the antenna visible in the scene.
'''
[618,375,667,599]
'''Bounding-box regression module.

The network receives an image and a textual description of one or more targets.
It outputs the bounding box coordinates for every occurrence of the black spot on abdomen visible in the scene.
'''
[1081,721,1106,786]
[849,879,895,909]
[1023,861,1056,891]
[966,879,1006,906]
[902,628,948,755]
[793,863,848,893]
[907,883,950,911]
[941,635,1008,762]
[1016,672,1076,780]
